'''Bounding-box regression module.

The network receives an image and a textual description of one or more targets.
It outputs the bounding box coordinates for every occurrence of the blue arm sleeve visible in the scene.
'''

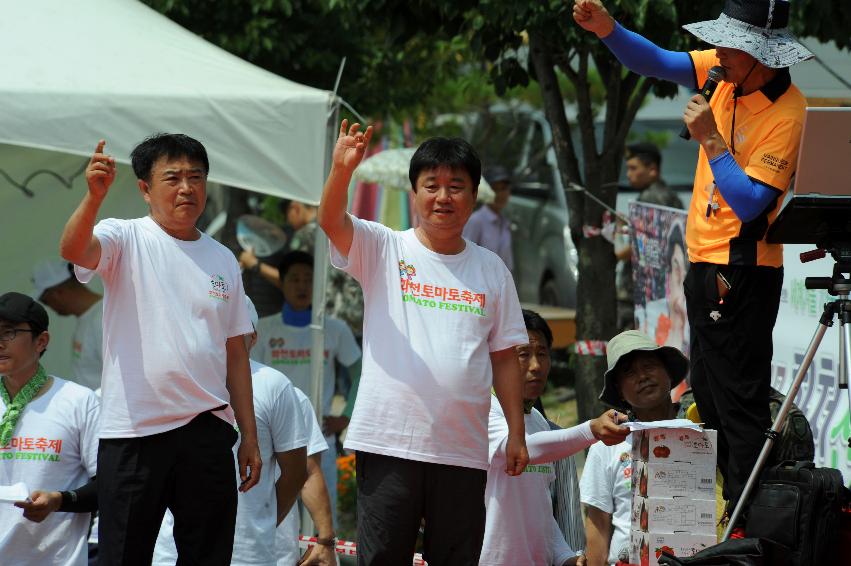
[601,22,696,88]
[709,151,780,223]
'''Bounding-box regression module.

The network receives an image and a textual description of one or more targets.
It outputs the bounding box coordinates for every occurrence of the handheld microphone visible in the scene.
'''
[679,66,726,140]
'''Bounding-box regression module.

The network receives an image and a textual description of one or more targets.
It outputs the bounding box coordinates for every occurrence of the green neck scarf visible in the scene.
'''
[0,365,49,446]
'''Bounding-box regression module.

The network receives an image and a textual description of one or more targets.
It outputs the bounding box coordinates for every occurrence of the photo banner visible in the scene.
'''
[630,202,690,377]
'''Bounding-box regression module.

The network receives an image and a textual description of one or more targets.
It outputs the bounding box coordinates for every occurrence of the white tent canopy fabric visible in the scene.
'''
[0,0,335,382]
[0,0,333,204]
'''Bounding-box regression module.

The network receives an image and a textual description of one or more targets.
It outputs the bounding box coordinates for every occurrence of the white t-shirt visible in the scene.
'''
[0,377,99,566]
[331,216,527,470]
[152,360,307,566]
[277,387,328,566]
[253,315,360,417]
[70,301,103,391]
[580,438,633,566]
[481,399,577,566]
[75,216,252,438]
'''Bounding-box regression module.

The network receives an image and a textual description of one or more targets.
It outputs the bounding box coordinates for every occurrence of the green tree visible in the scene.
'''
[143,0,468,118]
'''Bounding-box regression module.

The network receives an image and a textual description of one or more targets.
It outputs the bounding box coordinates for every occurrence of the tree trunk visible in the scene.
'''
[530,31,620,424]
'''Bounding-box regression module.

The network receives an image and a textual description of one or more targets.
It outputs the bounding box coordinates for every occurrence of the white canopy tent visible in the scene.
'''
[0,0,336,419]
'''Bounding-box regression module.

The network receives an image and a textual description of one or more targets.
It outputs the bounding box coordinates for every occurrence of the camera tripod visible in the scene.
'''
[722,245,851,541]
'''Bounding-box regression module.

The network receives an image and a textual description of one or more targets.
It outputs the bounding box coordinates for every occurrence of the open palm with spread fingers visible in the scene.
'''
[333,119,373,174]
[86,139,116,199]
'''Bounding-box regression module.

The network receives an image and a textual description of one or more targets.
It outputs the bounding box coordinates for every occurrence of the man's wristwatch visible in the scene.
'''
[315,534,336,547]
[250,260,261,274]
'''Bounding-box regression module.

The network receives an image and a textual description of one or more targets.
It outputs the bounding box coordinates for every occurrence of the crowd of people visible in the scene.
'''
[0,0,816,565]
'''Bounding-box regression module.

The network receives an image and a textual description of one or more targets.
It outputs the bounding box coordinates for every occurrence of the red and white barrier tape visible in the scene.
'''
[299,536,427,565]
[574,340,607,356]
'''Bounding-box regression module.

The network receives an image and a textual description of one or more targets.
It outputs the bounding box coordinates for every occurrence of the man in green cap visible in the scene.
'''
[0,292,100,565]
[580,330,689,566]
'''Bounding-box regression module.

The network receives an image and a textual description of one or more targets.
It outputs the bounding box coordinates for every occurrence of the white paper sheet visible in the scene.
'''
[623,419,704,432]
[0,482,29,503]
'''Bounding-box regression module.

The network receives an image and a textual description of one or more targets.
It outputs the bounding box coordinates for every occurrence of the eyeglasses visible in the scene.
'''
[0,328,37,342]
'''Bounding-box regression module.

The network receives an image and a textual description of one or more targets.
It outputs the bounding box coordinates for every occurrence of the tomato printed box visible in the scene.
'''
[631,494,716,536]
[630,530,716,566]
[631,428,717,467]
[632,459,716,498]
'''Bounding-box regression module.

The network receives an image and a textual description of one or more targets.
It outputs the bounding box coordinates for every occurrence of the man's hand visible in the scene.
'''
[564,554,587,566]
[683,94,727,151]
[590,410,630,446]
[322,415,350,436]
[14,490,62,523]
[299,543,337,566]
[86,139,116,200]
[332,120,373,175]
[238,247,259,271]
[572,0,615,38]
[504,433,530,476]
[237,437,263,492]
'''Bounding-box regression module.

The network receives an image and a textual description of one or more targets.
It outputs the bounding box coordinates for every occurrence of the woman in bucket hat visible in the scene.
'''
[574,0,810,519]
[580,331,689,566]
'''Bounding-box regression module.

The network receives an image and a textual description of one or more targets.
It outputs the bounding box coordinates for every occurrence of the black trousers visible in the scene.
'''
[355,451,487,566]
[97,411,238,566]
[684,262,783,508]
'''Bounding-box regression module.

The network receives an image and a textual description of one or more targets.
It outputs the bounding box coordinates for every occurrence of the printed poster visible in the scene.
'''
[630,202,690,379]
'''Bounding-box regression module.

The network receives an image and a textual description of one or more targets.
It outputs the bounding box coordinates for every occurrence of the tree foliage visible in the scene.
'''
[143,0,467,118]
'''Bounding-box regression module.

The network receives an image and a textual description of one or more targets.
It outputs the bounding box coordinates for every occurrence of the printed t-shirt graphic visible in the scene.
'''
[0,378,99,566]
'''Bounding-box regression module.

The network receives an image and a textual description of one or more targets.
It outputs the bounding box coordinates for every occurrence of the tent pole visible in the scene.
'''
[302,97,341,539]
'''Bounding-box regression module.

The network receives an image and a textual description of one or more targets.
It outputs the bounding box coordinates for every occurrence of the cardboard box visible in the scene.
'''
[632,495,716,536]
[632,428,717,467]
[632,459,716,498]
[630,529,717,566]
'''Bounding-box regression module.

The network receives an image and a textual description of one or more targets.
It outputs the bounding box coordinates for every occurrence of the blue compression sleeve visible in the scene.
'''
[602,22,695,88]
[709,151,779,222]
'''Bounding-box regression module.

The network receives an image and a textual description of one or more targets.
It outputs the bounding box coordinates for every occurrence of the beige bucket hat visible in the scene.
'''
[600,330,689,410]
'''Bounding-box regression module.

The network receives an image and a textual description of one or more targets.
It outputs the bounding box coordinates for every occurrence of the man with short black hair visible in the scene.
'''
[60,136,261,566]
[253,249,362,529]
[32,259,103,390]
[0,292,100,566]
[481,309,627,566]
[463,165,514,271]
[318,121,530,565]
[616,143,683,330]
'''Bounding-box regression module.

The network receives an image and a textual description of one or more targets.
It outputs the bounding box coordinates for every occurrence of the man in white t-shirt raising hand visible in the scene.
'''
[59,136,261,566]
[318,120,530,565]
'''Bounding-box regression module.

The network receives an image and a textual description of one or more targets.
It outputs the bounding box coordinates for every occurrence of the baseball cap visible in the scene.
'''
[0,292,50,332]
[32,259,73,299]
[484,165,511,185]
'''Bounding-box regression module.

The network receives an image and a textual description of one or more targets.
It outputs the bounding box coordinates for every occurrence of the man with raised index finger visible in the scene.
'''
[60,135,261,566]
